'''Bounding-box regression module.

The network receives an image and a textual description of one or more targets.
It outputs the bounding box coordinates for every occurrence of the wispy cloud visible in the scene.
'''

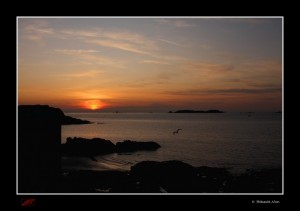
[59,29,156,47]
[82,54,126,69]
[102,31,156,48]
[22,22,186,62]
[142,60,169,65]
[21,20,54,45]
[59,29,99,39]
[166,87,282,96]
[65,70,104,78]
[155,19,196,28]
[181,60,281,82]
[88,39,151,56]
[217,18,273,25]
[57,28,160,58]
[69,89,112,100]
[54,48,125,69]
[157,38,188,48]
[54,49,99,55]
[171,59,282,96]
[184,61,235,72]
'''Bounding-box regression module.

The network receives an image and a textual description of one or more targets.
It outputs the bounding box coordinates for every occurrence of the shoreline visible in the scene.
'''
[59,160,282,193]
[62,154,282,175]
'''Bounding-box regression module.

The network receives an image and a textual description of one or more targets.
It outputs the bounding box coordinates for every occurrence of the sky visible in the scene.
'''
[18,17,282,112]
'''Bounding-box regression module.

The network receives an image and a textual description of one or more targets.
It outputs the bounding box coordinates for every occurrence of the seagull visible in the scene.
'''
[173,129,182,135]
[89,156,98,162]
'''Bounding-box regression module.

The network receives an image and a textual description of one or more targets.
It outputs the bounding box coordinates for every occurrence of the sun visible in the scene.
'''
[90,103,99,110]
[84,100,104,110]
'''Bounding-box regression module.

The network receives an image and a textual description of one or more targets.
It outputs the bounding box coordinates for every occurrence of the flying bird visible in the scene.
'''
[173,129,182,135]
[89,156,98,162]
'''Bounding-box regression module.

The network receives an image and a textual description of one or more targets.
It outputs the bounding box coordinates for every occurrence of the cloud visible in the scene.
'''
[102,31,156,47]
[82,29,159,57]
[156,59,282,100]
[21,21,54,45]
[24,24,54,35]
[142,60,169,65]
[59,29,99,38]
[59,28,188,62]
[21,21,185,62]
[83,54,126,69]
[219,18,273,25]
[21,22,158,53]
[54,48,125,69]
[69,89,112,100]
[155,18,274,27]
[180,59,281,86]
[59,28,159,57]
[65,70,104,78]
[185,61,235,72]
[155,19,196,27]
[167,87,282,96]
[59,28,156,46]
[54,49,99,55]
[174,20,196,27]
[157,38,188,48]
[88,39,151,55]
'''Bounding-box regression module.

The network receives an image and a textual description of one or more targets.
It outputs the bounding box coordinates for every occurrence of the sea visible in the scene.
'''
[62,112,282,173]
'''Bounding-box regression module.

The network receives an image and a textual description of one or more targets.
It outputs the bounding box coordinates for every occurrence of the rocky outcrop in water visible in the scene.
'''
[116,140,161,152]
[62,115,91,125]
[62,137,116,156]
[62,137,161,156]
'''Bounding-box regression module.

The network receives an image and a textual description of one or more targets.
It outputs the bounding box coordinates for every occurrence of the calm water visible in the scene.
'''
[62,112,282,173]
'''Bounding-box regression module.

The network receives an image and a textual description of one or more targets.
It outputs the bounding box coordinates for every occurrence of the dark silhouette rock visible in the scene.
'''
[195,166,231,192]
[19,105,65,121]
[225,168,282,193]
[173,109,224,113]
[130,160,197,192]
[60,170,130,193]
[62,115,91,125]
[18,105,91,125]
[62,138,161,157]
[60,161,281,193]
[18,105,89,193]
[116,140,161,152]
[129,161,234,193]
[131,160,195,179]
[62,137,116,156]
[18,105,62,193]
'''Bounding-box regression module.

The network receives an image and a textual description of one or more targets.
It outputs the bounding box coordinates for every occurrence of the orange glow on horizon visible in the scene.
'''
[83,100,106,110]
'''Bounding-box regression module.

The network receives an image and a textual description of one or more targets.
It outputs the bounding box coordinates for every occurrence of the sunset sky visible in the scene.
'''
[18,17,282,112]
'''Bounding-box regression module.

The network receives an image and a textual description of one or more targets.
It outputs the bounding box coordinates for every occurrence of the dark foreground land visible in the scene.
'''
[60,160,281,193]
[18,105,281,193]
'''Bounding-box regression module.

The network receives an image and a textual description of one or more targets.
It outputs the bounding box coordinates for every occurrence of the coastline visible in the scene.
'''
[60,160,282,193]
[18,105,282,194]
